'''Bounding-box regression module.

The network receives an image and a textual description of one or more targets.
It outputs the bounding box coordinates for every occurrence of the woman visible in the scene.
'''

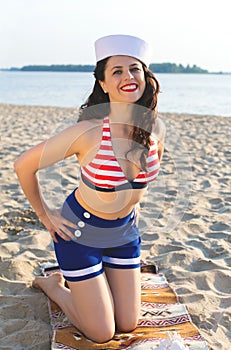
[14,34,165,343]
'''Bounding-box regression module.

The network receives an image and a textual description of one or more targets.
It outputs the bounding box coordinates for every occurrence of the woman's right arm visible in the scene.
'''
[14,121,91,242]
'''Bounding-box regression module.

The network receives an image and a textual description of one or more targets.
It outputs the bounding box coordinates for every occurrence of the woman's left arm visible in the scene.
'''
[153,117,166,161]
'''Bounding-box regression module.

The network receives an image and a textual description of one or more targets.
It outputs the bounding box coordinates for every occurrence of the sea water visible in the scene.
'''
[0,71,230,116]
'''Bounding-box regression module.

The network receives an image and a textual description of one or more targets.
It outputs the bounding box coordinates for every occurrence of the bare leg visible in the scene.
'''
[33,272,82,327]
[105,267,141,332]
[33,272,115,343]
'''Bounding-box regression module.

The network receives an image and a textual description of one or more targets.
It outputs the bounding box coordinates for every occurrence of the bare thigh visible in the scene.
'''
[67,272,115,343]
[105,267,141,332]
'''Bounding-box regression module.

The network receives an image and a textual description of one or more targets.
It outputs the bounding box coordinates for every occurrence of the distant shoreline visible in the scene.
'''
[1,63,228,74]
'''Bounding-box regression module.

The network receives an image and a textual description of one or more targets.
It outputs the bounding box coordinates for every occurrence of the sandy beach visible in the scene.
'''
[0,103,230,350]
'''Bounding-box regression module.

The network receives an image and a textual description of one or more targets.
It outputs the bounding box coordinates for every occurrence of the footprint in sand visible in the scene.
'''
[200,180,212,189]
[208,197,226,211]
[210,222,230,231]
[186,258,220,272]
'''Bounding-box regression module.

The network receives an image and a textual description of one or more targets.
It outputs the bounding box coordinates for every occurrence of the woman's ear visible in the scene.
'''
[99,80,107,94]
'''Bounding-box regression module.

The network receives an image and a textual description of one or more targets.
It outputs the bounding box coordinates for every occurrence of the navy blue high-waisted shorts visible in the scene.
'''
[54,189,141,282]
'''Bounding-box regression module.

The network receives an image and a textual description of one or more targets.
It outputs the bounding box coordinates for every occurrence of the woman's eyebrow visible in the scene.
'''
[111,65,122,71]
[111,63,139,71]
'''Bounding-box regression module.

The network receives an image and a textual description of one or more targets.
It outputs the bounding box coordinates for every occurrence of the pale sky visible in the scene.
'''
[0,0,230,72]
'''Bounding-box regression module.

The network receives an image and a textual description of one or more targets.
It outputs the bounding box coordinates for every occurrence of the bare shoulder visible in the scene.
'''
[73,118,103,139]
[77,118,103,127]
[58,118,103,142]
[64,118,103,156]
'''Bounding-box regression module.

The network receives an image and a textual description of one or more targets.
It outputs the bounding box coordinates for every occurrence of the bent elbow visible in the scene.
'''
[13,155,37,176]
[14,158,22,174]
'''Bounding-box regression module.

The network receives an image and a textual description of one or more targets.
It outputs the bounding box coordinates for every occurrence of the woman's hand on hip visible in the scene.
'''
[38,208,77,242]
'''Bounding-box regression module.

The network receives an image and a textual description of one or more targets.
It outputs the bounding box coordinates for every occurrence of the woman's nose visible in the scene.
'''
[124,69,134,79]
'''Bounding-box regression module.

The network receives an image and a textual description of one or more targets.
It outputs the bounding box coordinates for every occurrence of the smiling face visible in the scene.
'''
[99,55,146,103]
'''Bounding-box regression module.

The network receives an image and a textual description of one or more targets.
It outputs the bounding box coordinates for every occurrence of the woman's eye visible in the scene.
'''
[113,70,122,75]
[131,67,140,72]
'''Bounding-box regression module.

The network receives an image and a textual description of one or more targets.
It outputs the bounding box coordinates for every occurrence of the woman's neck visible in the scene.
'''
[109,102,134,124]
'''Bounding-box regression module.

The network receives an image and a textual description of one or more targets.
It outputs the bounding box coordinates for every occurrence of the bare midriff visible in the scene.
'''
[75,178,147,220]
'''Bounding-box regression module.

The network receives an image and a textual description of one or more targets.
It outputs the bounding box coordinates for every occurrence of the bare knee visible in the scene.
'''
[72,318,114,343]
[116,318,138,333]
[85,325,115,343]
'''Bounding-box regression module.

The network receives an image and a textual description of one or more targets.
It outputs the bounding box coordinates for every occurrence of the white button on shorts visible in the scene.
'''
[74,230,82,238]
[83,212,91,219]
[78,221,85,228]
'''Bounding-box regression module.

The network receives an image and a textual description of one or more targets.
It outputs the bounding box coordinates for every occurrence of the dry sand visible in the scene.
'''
[0,103,230,350]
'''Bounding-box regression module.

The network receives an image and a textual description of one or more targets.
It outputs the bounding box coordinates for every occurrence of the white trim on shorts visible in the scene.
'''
[102,256,140,265]
[60,261,102,278]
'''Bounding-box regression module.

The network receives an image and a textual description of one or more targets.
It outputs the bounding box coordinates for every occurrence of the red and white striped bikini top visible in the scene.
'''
[81,116,160,192]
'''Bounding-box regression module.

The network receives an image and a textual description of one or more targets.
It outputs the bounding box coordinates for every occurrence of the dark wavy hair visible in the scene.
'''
[78,57,160,171]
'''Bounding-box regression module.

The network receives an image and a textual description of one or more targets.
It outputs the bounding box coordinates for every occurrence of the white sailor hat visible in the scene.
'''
[94,34,151,66]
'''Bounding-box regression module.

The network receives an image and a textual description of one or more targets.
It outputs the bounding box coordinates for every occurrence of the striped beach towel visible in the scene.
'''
[41,263,208,350]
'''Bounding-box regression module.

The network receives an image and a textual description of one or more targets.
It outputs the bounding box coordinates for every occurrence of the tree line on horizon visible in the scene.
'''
[5,62,209,73]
